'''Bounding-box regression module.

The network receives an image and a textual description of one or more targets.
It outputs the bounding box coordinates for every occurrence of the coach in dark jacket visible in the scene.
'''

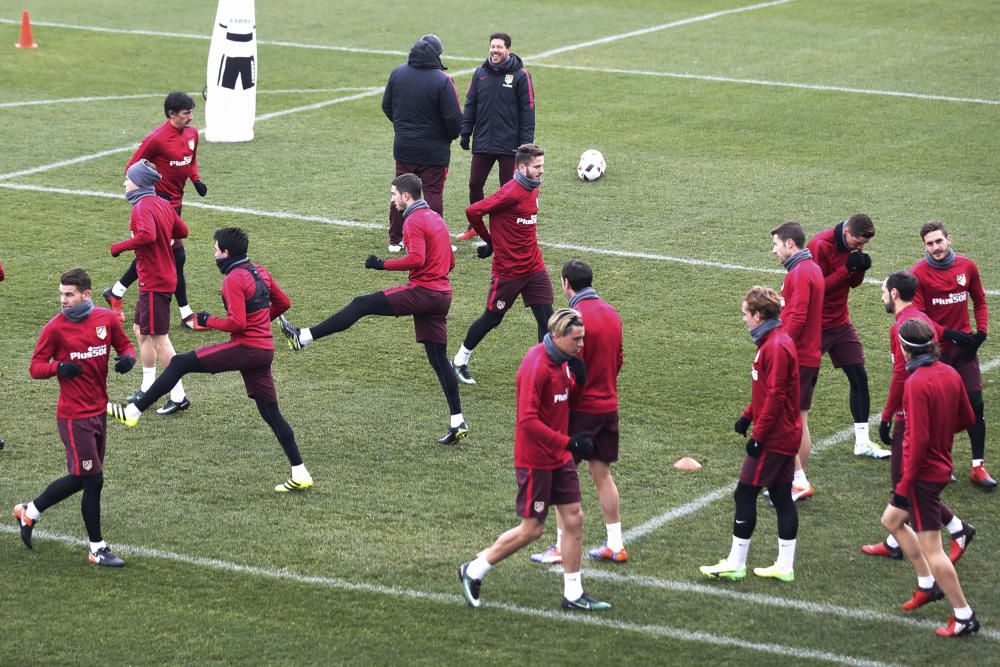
[381,34,463,251]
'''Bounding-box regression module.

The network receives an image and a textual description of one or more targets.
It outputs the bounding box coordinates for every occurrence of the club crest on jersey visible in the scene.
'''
[504,74,514,87]
[533,501,545,513]
[95,326,107,340]
[188,139,196,151]
[957,273,967,287]
[496,300,506,310]
[751,368,759,381]
[82,460,93,471]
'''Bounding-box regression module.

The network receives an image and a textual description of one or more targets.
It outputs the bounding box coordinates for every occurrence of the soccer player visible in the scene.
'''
[771,221,823,501]
[13,268,135,566]
[700,287,800,582]
[910,221,994,488]
[279,173,468,444]
[107,228,313,492]
[382,34,463,253]
[880,318,979,637]
[530,260,625,565]
[807,213,890,459]
[0,258,5,449]
[105,92,207,327]
[110,159,190,415]
[455,32,536,242]
[452,143,553,385]
[459,309,611,611]
[862,272,975,563]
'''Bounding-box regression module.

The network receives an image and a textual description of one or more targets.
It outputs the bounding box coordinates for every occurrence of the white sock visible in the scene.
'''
[112,282,127,298]
[793,468,808,486]
[466,555,492,580]
[170,380,186,403]
[89,540,107,553]
[726,536,750,567]
[300,327,314,346]
[972,458,983,468]
[776,538,796,571]
[450,413,465,428]
[291,464,310,481]
[918,575,935,589]
[125,403,141,420]
[854,423,870,447]
[556,528,563,551]
[886,534,900,549]
[26,502,41,521]
[454,345,472,366]
[141,367,156,391]
[954,605,973,620]
[946,517,964,535]
[606,522,624,552]
[563,571,583,601]
[178,304,193,319]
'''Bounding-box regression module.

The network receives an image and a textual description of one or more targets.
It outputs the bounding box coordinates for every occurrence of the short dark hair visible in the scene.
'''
[920,220,948,241]
[164,91,195,117]
[744,286,781,320]
[770,221,806,249]
[885,271,918,302]
[490,32,512,48]
[898,318,938,358]
[561,259,593,291]
[214,227,249,257]
[845,213,875,239]
[392,173,423,199]
[60,268,91,292]
[515,143,544,167]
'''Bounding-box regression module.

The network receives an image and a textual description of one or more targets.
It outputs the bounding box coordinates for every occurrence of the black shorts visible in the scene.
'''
[486,270,553,313]
[821,323,864,368]
[195,341,277,402]
[799,366,819,411]
[739,450,795,488]
[569,411,619,464]
[515,461,581,522]
[940,346,983,393]
[58,414,107,476]
[135,291,172,335]
[907,480,949,532]
[383,284,451,344]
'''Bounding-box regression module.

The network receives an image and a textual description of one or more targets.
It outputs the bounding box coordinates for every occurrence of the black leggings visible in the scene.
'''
[425,342,462,415]
[120,244,188,308]
[34,472,105,543]
[733,481,797,541]
[842,363,870,424]
[310,292,394,341]
[462,302,554,350]
[968,390,986,460]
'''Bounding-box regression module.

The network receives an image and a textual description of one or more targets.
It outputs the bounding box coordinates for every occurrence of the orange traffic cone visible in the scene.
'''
[673,456,703,471]
[15,10,37,49]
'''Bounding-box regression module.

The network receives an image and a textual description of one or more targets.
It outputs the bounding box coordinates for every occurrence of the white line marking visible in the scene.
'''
[529,0,796,59]
[0,525,903,666]
[0,88,382,109]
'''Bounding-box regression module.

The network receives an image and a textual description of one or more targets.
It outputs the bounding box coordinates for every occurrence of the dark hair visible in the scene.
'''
[845,213,875,239]
[744,286,781,320]
[885,271,918,302]
[214,227,249,257]
[490,32,512,48]
[561,259,593,291]
[515,143,544,167]
[164,91,195,117]
[770,221,806,249]
[392,173,423,199]
[898,318,939,358]
[920,220,948,241]
[60,267,91,292]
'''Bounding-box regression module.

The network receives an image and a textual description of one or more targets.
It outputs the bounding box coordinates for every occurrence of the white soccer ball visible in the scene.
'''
[577,149,606,182]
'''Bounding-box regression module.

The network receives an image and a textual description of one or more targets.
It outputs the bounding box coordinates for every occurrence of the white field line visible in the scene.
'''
[0,88,381,109]
[529,0,796,59]
[0,525,901,667]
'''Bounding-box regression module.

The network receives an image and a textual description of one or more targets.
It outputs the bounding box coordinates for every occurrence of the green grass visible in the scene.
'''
[1,1,999,664]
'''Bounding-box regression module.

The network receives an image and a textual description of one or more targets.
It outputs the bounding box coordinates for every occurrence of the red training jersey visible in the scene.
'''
[807,225,867,330]
[0,259,5,281]
[126,120,201,208]
[30,307,135,419]
[203,261,291,350]
[779,258,824,368]
[383,207,455,293]
[740,327,802,456]
[514,343,575,469]
[466,178,545,278]
[111,195,189,293]
[569,296,623,414]
[882,304,937,422]
[910,255,988,354]
[897,360,976,496]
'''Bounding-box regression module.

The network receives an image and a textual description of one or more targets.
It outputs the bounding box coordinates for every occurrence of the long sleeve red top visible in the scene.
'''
[740,327,802,456]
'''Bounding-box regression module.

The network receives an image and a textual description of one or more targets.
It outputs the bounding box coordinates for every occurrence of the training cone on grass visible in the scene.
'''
[15,10,37,49]
[673,456,702,471]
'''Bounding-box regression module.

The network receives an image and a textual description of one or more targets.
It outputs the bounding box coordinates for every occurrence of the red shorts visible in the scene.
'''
[515,461,581,522]
[135,291,172,335]
[907,480,949,532]
[195,342,277,402]
[58,414,107,476]
[486,269,553,313]
[383,284,451,344]
[821,323,864,368]
[940,346,983,393]
[569,411,619,464]
[799,365,819,411]
[739,450,795,488]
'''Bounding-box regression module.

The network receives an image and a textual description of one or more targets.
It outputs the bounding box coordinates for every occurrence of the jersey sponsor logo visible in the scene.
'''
[751,368,759,381]
[169,155,193,167]
[81,460,93,471]
[96,325,107,340]
[931,291,968,306]
[188,139,196,151]
[503,74,514,88]
[533,500,545,513]
[69,344,108,361]
[957,273,967,287]
[554,389,569,403]
[516,215,537,226]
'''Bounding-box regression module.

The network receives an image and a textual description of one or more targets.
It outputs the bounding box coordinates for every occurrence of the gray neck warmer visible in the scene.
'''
[925,249,955,269]
[750,318,782,345]
[783,248,813,272]
[402,199,430,220]
[63,299,94,323]
[542,333,572,364]
[513,170,540,191]
[125,186,156,206]
[569,287,599,308]
[905,353,937,374]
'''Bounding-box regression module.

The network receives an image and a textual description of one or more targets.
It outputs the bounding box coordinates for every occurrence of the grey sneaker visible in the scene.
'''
[561,592,611,611]
[458,562,482,608]
[453,362,476,385]
[156,397,191,415]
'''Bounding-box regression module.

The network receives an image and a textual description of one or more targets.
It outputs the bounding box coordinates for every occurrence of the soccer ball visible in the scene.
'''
[577,149,606,182]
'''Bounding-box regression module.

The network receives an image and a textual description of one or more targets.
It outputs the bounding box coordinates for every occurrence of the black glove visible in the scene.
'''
[734,416,751,437]
[365,255,385,270]
[114,354,135,374]
[846,252,871,273]
[193,180,208,197]
[943,329,976,347]
[197,311,212,327]
[476,243,493,259]
[879,420,892,446]
[57,361,83,379]
[891,492,909,509]
[745,438,762,458]
[566,432,594,457]
[568,356,587,388]
[459,135,470,151]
